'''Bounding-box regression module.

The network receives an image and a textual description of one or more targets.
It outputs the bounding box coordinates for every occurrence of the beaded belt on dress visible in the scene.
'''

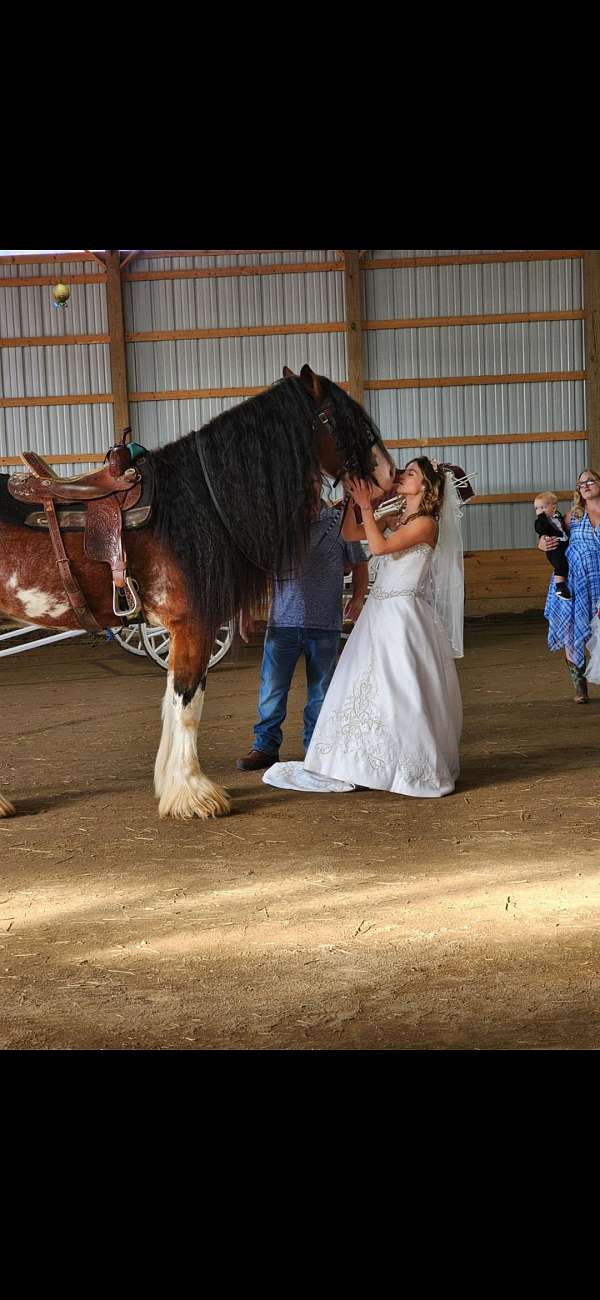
[370,586,424,599]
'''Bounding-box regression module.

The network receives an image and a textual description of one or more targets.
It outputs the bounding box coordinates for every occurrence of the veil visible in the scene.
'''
[430,470,465,658]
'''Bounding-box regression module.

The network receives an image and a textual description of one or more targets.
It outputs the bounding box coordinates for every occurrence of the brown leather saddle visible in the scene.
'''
[8,429,153,633]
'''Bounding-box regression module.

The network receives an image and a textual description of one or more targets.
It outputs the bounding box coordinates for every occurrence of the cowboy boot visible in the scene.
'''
[567,660,589,703]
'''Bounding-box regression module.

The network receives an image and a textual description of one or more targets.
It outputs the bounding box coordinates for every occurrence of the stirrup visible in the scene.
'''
[113,577,142,619]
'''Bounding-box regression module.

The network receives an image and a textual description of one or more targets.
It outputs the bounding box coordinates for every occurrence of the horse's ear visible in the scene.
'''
[299,364,323,401]
[282,365,296,379]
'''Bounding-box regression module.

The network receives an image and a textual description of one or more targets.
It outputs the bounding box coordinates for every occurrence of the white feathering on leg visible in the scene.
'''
[0,792,16,818]
[156,679,230,819]
[154,672,176,799]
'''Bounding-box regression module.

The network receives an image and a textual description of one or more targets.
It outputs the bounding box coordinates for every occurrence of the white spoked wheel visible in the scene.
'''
[112,623,147,656]
[140,618,235,671]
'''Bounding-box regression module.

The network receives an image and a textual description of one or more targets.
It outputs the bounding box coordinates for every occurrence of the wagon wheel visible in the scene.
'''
[112,623,147,656]
[140,619,235,671]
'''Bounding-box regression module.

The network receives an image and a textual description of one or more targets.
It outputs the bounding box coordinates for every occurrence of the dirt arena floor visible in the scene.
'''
[1,614,599,1052]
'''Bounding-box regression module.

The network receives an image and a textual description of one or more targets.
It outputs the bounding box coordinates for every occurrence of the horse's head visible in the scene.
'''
[282,364,395,493]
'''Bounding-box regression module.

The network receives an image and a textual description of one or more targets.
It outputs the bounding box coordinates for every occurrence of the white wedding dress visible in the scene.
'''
[262,542,462,798]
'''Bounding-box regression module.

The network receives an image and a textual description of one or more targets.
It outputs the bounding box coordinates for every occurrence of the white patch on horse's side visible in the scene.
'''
[144,606,166,628]
[155,673,230,819]
[143,580,169,626]
[7,573,18,591]
[14,584,70,621]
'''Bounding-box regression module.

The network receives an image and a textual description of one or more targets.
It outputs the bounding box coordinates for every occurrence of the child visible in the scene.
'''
[534,491,571,599]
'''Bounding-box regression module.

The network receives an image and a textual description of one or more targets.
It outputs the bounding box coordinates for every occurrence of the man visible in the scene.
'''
[235,491,368,771]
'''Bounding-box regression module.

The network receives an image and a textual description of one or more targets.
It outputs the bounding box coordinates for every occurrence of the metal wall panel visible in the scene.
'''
[0,252,588,544]
[362,253,586,549]
[125,251,346,445]
[0,402,114,473]
[0,259,110,475]
[364,257,582,318]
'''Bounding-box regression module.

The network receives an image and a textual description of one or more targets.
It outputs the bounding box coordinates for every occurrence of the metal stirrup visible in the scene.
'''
[113,577,141,618]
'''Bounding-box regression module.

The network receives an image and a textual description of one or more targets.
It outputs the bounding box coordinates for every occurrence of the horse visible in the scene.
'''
[0,364,395,820]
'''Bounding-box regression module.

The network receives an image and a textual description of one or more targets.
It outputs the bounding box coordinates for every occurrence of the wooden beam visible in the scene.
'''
[584,250,600,470]
[132,250,288,259]
[0,334,110,349]
[128,382,351,402]
[126,322,346,343]
[343,251,364,405]
[86,251,107,270]
[0,453,106,467]
[365,371,585,391]
[0,252,101,266]
[363,310,584,330]
[123,260,342,283]
[104,250,130,439]
[362,251,584,271]
[0,435,585,469]
[120,250,143,270]
[0,311,581,349]
[0,273,107,288]
[383,432,586,448]
[471,491,573,504]
[0,394,113,408]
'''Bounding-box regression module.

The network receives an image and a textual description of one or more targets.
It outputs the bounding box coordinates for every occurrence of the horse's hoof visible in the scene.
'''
[158,778,231,820]
[0,794,16,818]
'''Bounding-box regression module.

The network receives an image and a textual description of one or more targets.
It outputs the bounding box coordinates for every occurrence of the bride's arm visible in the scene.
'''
[361,510,437,556]
[347,478,437,556]
[340,498,389,543]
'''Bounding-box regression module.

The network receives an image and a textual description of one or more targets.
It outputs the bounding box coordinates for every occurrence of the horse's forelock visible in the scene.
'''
[325,381,388,480]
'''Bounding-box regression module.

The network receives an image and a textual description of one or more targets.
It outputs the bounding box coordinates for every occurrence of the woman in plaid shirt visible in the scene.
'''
[539,469,600,702]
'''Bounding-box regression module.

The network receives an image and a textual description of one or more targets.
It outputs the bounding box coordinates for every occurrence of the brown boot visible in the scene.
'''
[567,660,589,703]
[235,748,279,771]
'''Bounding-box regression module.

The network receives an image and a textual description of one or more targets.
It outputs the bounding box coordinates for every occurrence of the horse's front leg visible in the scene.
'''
[153,623,231,820]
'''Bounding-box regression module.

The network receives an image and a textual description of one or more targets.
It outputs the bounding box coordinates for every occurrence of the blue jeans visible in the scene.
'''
[253,626,340,756]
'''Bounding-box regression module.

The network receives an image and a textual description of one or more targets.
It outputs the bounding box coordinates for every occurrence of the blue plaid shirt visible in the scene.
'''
[544,513,600,665]
[269,506,365,631]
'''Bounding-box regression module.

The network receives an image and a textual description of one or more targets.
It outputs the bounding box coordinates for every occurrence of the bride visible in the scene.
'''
[263,457,464,798]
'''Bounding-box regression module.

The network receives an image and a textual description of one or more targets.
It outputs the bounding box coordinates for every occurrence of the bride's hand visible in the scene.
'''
[347,477,377,511]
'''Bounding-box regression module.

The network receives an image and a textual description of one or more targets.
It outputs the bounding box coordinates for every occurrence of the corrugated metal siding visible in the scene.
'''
[0,402,114,476]
[125,250,346,448]
[365,320,583,380]
[461,503,557,551]
[382,440,587,492]
[0,251,589,545]
[364,257,582,317]
[0,344,110,398]
[362,252,586,549]
[0,259,110,474]
[0,282,107,339]
[365,380,585,442]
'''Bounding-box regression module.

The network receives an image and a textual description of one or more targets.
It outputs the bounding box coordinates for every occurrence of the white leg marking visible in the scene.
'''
[154,672,176,798]
[155,676,230,820]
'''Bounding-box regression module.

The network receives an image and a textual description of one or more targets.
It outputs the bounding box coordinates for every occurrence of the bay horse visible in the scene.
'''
[0,365,395,820]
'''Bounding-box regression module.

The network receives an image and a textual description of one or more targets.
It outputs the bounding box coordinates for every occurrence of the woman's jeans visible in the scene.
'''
[253,626,340,756]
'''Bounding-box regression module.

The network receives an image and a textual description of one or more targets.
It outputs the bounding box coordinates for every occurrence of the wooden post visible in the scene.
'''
[105,249,131,439]
[584,250,600,470]
[342,250,364,405]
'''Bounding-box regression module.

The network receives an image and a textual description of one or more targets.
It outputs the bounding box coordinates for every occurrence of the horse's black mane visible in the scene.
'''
[149,375,386,638]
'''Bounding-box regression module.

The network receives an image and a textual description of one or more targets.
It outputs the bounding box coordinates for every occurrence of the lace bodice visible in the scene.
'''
[369,542,434,600]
